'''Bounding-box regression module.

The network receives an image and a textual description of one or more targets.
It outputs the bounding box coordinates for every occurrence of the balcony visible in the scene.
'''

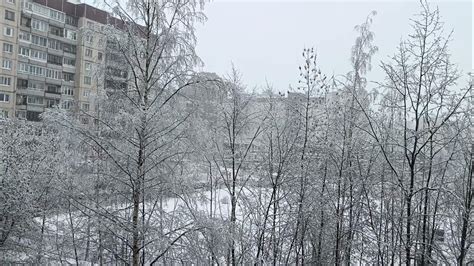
[22,1,66,24]
[27,104,44,113]
[15,96,44,112]
[16,96,27,106]
[16,87,45,97]
[45,85,61,98]
[45,92,61,99]
[49,26,64,38]
[20,16,31,28]
[45,88,60,94]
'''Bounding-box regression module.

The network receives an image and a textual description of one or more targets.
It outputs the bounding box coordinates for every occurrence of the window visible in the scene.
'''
[98,37,104,47]
[3,27,13,37]
[3,43,13,53]
[82,103,90,111]
[85,48,93,57]
[48,39,62,50]
[0,110,8,119]
[30,49,47,61]
[19,31,30,42]
[85,34,93,44]
[18,63,45,77]
[46,69,61,80]
[63,72,74,82]
[19,47,46,61]
[85,62,92,71]
[64,29,77,40]
[25,80,44,91]
[49,25,63,37]
[0,93,10,102]
[83,89,90,97]
[31,35,47,47]
[47,54,62,65]
[0,76,11,86]
[29,3,63,22]
[30,3,49,17]
[30,65,44,76]
[84,76,92,85]
[49,10,65,23]
[7,0,16,4]
[63,43,76,54]
[2,59,12,70]
[21,1,33,11]
[107,40,118,49]
[107,53,122,62]
[26,111,41,121]
[31,19,48,32]
[97,52,103,61]
[106,80,127,90]
[27,96,44,105]
[17,62,27,73]
[16,79,44,91]
[46,84,60,94]
[5,10,15,21]
[107,67,128,78]
[16,110,26,119]
[20,16,31,27]
[61,100,73,110]
[65,15,78,27]
[17,79,28,89]
[62,86,74,96]
[46,99,59,108]
[19,46,30,57]
[63,57,75,67]
[31,82,43,91]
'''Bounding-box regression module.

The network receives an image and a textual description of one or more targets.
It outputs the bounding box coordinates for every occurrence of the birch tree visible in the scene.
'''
[352,1,472,264]
[47,0,206,264]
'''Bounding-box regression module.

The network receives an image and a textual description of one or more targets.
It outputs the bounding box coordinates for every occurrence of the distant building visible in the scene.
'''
[0,0,127,122]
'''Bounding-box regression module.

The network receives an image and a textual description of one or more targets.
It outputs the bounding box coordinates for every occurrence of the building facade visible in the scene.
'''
[0,0,119,121]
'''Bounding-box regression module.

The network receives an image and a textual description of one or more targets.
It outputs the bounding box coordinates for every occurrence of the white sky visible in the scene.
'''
[194,0,473,91]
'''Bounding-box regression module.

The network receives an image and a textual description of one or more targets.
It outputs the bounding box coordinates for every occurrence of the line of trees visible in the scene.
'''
[0,0,472,265]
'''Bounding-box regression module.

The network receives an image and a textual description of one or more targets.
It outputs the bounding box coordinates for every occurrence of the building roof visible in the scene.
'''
[32,0,121,26]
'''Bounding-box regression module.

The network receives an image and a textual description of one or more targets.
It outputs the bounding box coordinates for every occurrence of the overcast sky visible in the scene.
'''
[194,0,473,92]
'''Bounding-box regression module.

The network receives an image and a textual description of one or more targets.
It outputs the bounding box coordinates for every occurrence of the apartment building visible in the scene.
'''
[0,0,120,122]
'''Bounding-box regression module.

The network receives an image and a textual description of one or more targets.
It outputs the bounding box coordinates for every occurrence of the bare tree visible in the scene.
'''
[46,0,206,264]
[208,68,267,265]
[351,2,472,264]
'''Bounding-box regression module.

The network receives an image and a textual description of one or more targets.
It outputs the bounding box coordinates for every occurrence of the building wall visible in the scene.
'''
[0,0,19,119]
[0,0,113,122]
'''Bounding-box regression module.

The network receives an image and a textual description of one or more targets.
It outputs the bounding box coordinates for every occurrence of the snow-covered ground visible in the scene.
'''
[22,185,276,264]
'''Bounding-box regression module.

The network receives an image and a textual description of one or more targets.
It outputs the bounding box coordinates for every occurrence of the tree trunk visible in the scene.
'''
[457,144,473,265]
